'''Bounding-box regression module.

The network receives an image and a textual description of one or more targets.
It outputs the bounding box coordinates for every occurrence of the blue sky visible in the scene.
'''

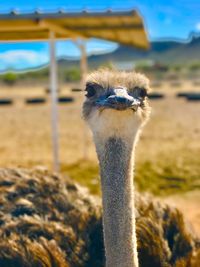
[0,0,199,71]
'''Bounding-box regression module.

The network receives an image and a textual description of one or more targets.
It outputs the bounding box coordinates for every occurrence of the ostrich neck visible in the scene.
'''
[95,134,138,267]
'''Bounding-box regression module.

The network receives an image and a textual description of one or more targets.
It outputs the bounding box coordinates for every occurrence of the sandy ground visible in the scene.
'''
[0,80,199,168]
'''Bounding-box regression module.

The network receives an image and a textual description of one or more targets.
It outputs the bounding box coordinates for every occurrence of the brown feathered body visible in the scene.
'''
[0,168,199,267]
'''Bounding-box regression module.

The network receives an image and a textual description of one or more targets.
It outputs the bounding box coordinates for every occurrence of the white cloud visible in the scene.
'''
[86,39,118,55]
[0,50,48,71]
[196,22,200,31]
[0,39,118,71]
[56,39,118,58]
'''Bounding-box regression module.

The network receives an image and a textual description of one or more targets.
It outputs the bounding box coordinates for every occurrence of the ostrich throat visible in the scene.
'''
[96,133,139,267]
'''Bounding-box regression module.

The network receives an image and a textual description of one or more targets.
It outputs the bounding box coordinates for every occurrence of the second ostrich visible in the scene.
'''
[83,69,150,267]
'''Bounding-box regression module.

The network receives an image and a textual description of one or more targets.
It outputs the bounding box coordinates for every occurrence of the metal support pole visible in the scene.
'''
[49,31,60,172]
[74,39,88,89]
[79,40,88,90]
[75,40,89,160]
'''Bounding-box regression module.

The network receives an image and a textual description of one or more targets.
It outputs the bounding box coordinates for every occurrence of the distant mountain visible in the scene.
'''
[58,34,200,69]
[15,34,200,73]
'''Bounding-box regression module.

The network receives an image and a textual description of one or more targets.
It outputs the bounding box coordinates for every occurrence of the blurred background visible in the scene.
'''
[0,1,199,234]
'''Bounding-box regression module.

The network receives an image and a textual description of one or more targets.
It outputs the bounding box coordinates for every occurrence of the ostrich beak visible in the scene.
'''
[96,88,140,111]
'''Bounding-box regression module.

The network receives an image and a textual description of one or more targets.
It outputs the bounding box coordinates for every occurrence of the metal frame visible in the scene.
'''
[0,8,149,172]
[49,31,60,172]
[0,10,136,20]
[75,40,88,159]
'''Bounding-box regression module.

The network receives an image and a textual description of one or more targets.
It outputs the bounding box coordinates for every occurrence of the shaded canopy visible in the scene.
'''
[0,9,149,49]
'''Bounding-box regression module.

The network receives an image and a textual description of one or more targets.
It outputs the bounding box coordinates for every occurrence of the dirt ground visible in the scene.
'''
[0,80,199,167]
[0,80,199,234]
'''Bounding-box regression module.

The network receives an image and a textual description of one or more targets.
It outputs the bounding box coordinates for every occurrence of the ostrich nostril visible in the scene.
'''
[116,96,127,104]
[107,96,127,104]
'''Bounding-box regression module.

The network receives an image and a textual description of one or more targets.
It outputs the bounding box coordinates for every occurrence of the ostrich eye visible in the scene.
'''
[133,87,147,98]
[85,83,97,98]
[85,82,103,98]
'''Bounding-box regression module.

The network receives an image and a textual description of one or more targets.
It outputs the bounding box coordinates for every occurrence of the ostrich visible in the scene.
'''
[82,69,151,267]
[82,69,200,267]
[0,70,199,267]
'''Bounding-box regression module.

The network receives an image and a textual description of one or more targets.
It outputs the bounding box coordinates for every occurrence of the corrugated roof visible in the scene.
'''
[0,9,149,49]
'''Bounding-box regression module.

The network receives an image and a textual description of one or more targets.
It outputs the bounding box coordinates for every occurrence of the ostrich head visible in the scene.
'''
[83,69,150,143]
